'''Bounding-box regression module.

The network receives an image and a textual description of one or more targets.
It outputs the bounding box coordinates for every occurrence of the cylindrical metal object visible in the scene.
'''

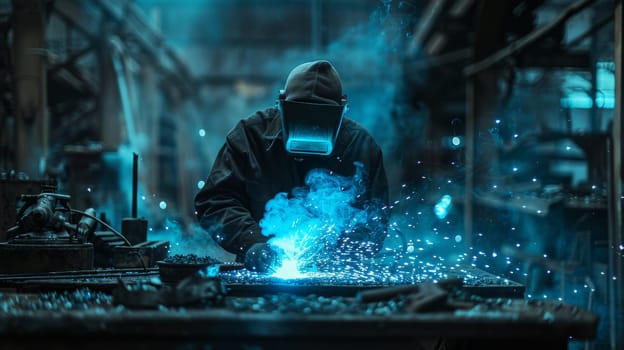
[132,152,138,218]
[77,208,97,241]
[121,218,148,246]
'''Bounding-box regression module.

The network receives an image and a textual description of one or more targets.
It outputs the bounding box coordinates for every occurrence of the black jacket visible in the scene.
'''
[194,107,389,260]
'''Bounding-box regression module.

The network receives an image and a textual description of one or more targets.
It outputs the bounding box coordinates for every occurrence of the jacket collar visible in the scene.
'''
[263,107,283,140]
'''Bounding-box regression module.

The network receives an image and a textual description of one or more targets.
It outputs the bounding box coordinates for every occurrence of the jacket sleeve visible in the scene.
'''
[194,124,269,261]
[369,146,389,206]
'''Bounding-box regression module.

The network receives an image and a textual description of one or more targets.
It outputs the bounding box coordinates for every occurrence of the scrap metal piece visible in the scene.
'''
[112,240,170,269]
[356,278,461,313]
[404,282,448,312]
[172,274,227,306]
[356,278,462,303]
[112,274,227,309]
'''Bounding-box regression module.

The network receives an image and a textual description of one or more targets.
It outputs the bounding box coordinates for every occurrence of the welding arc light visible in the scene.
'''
[434,194,452,219]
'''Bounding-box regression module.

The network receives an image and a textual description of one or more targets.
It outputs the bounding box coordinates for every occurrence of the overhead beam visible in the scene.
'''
[463,0,597,76]
[406,0,447,57]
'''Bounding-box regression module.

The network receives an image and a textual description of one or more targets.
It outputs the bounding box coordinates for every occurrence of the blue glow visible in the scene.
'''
[159,201,167,210]
[198,129,206,137]
[451,136,461,146]
[560,94,593,109]
[433,194,452,219]
[454,235,462,243]
[260,163,385,277]
[271,255,307,279]
[197,180,205,189]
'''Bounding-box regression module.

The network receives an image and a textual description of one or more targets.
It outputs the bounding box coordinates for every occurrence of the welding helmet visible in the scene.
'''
[278,60,347,156]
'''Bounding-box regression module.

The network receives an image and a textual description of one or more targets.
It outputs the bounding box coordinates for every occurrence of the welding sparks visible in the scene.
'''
[260,164,387,276]
[271,256,306,279]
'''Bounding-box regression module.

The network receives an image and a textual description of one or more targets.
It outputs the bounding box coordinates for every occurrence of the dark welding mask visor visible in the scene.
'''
[279,99,345,156]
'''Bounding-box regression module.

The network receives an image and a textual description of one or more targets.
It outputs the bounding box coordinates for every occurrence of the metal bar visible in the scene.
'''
[406,0,447,56]
[132,152,138,218]
[51,0,99,41]
[48,43,95,74]
[0,267,158,281]
[464,0,597,76]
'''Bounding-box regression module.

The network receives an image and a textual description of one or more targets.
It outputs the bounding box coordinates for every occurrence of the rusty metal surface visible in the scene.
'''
[0,242,93,274]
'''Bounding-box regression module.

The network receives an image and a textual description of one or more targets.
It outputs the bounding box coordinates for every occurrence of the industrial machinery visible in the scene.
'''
[0,192,96,273]
[0,190,169,274]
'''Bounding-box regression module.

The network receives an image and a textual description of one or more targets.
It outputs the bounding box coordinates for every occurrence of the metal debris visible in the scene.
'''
[0,288,112,313]
[162,254,221,265]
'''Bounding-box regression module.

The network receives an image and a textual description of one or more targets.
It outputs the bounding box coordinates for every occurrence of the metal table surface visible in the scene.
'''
[221,264,525,298]
[0,294,598,350]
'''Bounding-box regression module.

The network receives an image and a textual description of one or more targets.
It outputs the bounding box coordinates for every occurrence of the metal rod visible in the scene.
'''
[0,268,158,282]
[132,152,138,218]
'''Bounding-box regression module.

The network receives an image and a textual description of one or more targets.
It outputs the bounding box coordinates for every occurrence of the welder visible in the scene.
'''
[194,60,389,273]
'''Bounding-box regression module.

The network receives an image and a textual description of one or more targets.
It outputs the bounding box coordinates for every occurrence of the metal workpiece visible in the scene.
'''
[112,240,170,269]
[222,264,524,299]
[112,274,227,309]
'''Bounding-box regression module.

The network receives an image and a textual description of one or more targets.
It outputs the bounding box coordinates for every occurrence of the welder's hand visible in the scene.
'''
[244,243,281,273]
